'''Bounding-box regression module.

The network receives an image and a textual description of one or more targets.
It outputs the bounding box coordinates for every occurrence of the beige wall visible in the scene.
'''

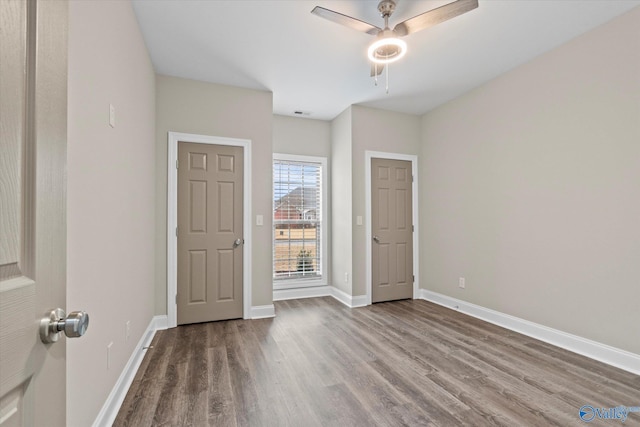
[67,1,156,425]
[351,106,421,296]
[420,7,640,354]
[155,76,274,313]
[331,108,353,293]
[273,114,331,157]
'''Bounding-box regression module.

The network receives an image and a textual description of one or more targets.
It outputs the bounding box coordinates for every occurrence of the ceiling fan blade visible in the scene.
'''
[370,63,384,77]
[311,6,381,35]
[393,0,478,37]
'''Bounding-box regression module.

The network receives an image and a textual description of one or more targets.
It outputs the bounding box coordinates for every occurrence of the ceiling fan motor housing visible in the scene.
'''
[378,0,397,18]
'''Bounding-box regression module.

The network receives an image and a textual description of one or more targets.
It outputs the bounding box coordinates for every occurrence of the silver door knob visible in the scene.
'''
[233,238,243,248]
[373,235,381,243]
[39,308,90,343]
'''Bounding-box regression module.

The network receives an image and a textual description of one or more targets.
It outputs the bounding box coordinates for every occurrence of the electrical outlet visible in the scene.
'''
[344,272,349,283]
[125,321,131,342]
[107,342,113,369]
[459,277,466,289]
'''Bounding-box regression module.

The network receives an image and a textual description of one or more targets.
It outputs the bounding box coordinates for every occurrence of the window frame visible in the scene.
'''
[272,153,328,289]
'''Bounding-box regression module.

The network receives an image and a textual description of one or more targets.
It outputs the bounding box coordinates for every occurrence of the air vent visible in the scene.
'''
[293,111,311,116]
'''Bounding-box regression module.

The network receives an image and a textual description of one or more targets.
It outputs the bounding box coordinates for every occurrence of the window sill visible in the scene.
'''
[273,278,327,290]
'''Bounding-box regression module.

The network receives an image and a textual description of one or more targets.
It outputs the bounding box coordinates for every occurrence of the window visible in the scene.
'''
[273,154,327,287]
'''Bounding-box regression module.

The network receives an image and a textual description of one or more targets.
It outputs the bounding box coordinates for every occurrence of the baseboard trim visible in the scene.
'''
[152,314,169,331]
[92,315,168,427]
[350,294,368,308]
[419,290,640,376]
[330,286,367,308]
[273,286,331,301]
[251,304,276,319]
[272,285,367,308]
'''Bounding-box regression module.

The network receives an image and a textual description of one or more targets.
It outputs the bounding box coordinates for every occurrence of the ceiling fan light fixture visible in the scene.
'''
[367,37,407,64]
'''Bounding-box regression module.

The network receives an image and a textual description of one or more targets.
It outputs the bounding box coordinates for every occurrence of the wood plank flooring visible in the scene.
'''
[114,298,640,426]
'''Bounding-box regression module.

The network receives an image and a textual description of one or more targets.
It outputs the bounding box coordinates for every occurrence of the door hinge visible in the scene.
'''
[175,227,178,237]
[413,275,415,283]
[176,159,179,169]
[412,175,414,182]
[175,294,178,304]
[412,225,414,232]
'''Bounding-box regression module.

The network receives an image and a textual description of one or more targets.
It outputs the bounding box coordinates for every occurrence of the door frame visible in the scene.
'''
[167,132,252,327]
[365,151,419,306]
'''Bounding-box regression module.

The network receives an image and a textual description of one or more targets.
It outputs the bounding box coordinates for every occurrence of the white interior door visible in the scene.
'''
[0,1,69,425]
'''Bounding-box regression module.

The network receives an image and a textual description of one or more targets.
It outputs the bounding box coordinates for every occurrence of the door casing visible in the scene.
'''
[167,132,251,327]
[365,151,419,305]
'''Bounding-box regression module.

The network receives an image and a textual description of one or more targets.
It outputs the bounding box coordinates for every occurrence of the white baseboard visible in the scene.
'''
[92,315,168,427]
[349,293,368,308]
[250,304,275,319]
[419,290,640,376]
[330,286,367,308]
[152,314,169,331]
[273,286,331,301]
[272,285,367,308]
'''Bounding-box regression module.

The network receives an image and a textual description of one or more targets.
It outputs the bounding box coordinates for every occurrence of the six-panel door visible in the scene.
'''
[371,158,414,303]
[177,142,244,324]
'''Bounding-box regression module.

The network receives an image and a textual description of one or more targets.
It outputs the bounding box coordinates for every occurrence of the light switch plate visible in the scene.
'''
[107,342,113,369]
[109,104,115,128]
[256,215,263,226]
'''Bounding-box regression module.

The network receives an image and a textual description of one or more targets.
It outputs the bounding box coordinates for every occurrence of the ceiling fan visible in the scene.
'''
[312,0,478,77]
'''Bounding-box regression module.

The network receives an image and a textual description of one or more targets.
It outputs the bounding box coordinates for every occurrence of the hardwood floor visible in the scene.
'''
[114,298,640,426]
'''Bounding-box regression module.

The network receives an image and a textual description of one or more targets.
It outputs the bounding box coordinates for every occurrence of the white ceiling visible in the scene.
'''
[132,0,640,120]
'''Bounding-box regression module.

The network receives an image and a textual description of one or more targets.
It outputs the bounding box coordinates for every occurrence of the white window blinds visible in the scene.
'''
[273,159,323,281]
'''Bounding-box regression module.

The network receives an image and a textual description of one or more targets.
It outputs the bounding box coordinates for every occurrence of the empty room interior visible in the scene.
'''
[2,0,639,426]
